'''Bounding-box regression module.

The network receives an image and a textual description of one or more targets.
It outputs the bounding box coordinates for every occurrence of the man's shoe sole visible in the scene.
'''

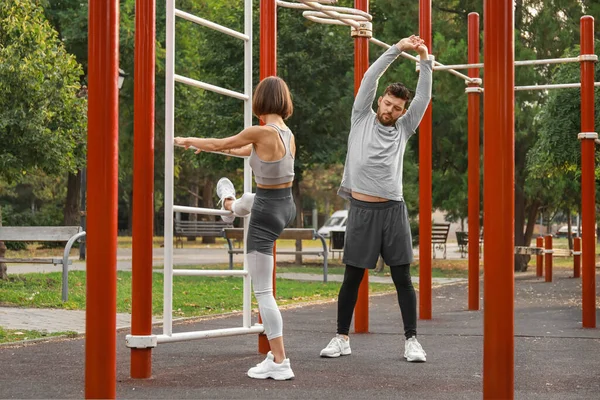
[320,350,351,358]
[247,371,295,380]
[405,355,426,362]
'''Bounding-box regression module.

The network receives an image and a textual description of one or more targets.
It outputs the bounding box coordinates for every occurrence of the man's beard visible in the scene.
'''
[376,110,398,126]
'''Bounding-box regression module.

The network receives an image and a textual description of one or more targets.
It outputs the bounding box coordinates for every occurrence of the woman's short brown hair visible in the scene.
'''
[252,76,293,120]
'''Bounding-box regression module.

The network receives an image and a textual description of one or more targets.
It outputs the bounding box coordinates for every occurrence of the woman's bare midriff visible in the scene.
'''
[351,191,390,202]
[257,182,293,189]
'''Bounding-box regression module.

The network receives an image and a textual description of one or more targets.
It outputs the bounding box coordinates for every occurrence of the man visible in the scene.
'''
[320,35,432,362]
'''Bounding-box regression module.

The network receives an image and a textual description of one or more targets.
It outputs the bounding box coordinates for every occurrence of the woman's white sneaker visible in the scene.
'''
[216,178,236,223]
[247,351,295,380]
[320,335,351,358]
[404,337,426,362]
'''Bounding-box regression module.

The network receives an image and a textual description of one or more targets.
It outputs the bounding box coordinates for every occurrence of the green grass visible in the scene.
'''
[155,258,470,279]
[0,270,396,318]
[0,327,77,344]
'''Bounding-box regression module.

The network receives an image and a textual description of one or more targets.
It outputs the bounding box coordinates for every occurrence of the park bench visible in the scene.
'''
[455,230,484,258]
[224,228,329,282]
[432,222,451,259]
[0,226,86,301]
[174,220,233,248]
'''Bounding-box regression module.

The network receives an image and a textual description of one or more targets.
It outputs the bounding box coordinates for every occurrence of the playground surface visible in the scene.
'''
[1,269,599,399]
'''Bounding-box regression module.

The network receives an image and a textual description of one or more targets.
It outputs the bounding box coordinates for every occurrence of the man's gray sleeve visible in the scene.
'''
[398,59,433,133]
[352,46,402,120]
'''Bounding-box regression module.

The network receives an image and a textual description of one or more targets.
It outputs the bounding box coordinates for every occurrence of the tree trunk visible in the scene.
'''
[64,170,82,226]
[293,179,303,264]
[514,184,528,272]
[566,210,573,250]
[202,177,216,244]
[524,200,540,246]
[0,208,7,280]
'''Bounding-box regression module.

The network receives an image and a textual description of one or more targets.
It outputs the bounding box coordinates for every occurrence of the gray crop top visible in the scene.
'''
[249,123,295,185]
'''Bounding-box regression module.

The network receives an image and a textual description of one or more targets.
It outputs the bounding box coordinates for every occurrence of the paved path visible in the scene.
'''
[1,270,599,399]
[0,272,464,334]
[4,242,470,275]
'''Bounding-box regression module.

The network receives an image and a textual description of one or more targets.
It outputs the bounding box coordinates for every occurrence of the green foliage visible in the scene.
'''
[0,0,87,183]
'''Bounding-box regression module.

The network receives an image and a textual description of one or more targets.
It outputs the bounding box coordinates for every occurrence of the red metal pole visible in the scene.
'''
[85,0,119,398]
[536,236,544,278]
[131,0,155,379]
[580,16,596,329]
[418,0,433,321]
[544,235,553,283]
[483,0,514,398]
[573,236,581,278]
[467,12,480,311]
[354,0,370,333]
[258,0,277,353]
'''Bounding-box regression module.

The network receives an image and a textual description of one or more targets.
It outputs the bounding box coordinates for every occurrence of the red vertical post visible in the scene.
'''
[131,0,156,379]
[418,0,433,321]
[580,16,596,329]
[258,0,277,353]
[467,12,481,311]
[85,0,119,398]
[354,0,370,333]
[536,236,544,278]
[544,235,553,283]
[573,237,581,278]
[483,0,514,398]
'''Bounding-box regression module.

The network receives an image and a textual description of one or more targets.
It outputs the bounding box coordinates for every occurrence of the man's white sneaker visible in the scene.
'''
[216,178,236,223]
[404,337,426,362]
[247,351,295,380]
[320,335,351,358]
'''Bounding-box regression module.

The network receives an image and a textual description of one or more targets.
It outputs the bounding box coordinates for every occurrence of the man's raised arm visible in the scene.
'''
[399,45,432,133]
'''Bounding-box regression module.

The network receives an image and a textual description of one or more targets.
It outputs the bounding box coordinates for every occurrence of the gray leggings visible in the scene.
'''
[246,187,295,340]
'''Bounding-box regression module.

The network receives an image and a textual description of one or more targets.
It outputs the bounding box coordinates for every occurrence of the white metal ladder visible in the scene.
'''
[162,0,257,344]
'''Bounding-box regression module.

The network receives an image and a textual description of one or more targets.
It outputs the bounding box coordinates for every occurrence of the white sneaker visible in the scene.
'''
[247,351,295,380]
[216,178,236,223]
[231,192,255,217]
[404,337,426,362]
[320,335,351,358]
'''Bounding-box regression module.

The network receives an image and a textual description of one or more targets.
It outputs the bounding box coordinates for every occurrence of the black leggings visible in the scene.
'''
[337,264,417,339]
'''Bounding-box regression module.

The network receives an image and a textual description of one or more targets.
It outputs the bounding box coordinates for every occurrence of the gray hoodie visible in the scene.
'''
[338,45,433,201]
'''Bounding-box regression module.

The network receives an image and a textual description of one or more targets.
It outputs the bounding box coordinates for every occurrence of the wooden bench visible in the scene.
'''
[224,228,329,282]
[456,231,484,258]
[0,226,86,301]
[432,223,451,259]
[173,220,233,248]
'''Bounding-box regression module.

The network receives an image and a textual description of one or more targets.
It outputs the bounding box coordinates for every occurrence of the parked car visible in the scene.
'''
[555,226,579,238]
[317,210,348,238]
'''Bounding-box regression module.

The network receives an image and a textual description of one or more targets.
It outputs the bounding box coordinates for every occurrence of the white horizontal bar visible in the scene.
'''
[435,63,483,71]
[435,57,582,71]
[174,74,249,100]
[173,205,233,216]
[515,82,600,91]
[157,325,265,344]
[516,57,580,66]
[175,9,249,41]
[172,269,248,277]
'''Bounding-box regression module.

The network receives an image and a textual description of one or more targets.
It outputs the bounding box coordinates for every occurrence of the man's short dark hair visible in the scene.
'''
[383,83,411,102]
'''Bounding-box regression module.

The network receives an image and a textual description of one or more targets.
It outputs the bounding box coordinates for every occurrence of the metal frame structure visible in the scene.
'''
[85,0,595,398]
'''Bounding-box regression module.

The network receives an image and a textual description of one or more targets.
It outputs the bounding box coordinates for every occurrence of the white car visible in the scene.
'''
[317,210,348,238]
[555,226,579,238]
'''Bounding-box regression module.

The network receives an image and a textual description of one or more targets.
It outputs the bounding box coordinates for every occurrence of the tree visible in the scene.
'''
[0,0,86,279]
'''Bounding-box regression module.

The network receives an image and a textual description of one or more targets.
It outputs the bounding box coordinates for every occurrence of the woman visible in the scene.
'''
[174,76,296,380]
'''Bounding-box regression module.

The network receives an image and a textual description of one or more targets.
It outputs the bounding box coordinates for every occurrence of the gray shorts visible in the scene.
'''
[343,198,414,269]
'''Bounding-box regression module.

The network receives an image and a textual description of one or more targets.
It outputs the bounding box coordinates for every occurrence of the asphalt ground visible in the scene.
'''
[1,270,599,399]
